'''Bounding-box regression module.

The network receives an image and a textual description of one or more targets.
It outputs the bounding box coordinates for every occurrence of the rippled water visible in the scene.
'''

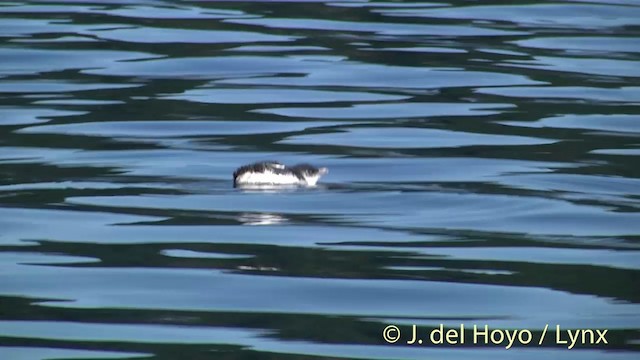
[1,1,639,359]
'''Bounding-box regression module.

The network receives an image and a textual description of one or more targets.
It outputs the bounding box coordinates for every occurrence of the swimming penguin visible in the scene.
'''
[233,161,328,187]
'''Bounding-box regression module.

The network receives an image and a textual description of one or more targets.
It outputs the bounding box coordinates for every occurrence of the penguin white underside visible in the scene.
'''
[233,162,328,187]
[234,170,307,186]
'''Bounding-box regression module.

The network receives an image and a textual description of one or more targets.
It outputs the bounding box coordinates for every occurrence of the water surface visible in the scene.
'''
[0,0,639,359]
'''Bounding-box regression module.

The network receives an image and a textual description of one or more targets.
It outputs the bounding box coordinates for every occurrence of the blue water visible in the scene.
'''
[0,1,639,359]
